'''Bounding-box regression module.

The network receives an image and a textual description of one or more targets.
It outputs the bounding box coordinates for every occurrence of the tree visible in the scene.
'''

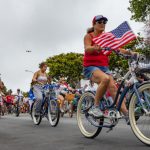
[23,92,29,97]
[46,53,83,87]
[128,0,150,56]
[128,0,150,22]
[144,17,150,45]
[0,80,7,95]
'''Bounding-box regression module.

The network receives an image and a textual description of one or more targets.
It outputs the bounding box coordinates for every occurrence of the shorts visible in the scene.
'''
[83,66,111,79]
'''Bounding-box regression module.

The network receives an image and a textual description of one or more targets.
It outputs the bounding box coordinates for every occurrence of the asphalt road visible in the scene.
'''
[0,114,149,150]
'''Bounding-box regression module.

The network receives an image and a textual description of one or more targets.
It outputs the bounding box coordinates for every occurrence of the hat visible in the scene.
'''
[92,15,108,25]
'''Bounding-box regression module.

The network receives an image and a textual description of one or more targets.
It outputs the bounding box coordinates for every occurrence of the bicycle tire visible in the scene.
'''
[31,102,42,125]
[48,100,60,127]
[77,91,104,138]
[129,82,150,146]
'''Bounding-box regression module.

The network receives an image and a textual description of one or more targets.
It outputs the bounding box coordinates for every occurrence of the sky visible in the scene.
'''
[0,0,144,93]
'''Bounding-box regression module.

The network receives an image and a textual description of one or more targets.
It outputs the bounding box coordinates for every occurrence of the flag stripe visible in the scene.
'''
[110,32,136,49]
[112,35,136,49]
[94,36,115,46]
[94,31,133,47]
[91,21,136,55]
[93,32,113,41]
[101,31,135,48]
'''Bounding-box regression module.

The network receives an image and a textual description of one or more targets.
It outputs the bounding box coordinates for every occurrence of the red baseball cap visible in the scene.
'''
[92,15,108,25]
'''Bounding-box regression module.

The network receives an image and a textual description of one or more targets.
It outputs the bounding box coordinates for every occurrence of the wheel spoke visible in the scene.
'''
[129,83,150,145]
[77,92,103,138]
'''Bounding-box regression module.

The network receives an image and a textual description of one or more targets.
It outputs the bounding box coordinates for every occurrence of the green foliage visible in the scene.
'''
[128,0,150,22]
[140,44,150,55]
[46,53,83,87]
[109,52,128,73]
[2,86,7,95]
[23,92,29,97]
[109,39,139,73]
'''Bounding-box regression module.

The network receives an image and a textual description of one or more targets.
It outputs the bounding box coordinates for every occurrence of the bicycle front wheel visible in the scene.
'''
[48,99,60,127]
[129,82,150,145]
[77,92,103,138]
[31,102,42,125]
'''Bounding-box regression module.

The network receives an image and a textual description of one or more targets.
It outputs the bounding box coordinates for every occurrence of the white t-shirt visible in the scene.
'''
[23,97,29,103]
[85,83,97,92]
[56,84,68,95]
[13,92,23,103]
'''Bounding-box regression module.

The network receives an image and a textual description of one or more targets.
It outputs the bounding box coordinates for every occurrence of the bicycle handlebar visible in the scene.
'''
[43,83,60,90]
[101,47,143,61]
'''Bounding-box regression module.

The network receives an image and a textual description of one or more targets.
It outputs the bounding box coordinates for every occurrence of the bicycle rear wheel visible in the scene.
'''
[48,99,60,127]
[31,102,42,125]
[77,92,104,138]
[129,82,150,145]
[15,104,20,117]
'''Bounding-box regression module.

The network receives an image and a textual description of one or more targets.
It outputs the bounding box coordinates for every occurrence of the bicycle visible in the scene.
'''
[77,48,150,145]
[13,95,23,117]
[30,83,60,127]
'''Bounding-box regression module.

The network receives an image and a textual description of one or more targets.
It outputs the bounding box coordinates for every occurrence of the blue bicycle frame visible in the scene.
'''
[29,83,59,115]
[86,73,150,128]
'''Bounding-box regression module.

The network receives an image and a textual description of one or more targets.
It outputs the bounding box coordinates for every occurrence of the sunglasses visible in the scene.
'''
[96,20,107,25]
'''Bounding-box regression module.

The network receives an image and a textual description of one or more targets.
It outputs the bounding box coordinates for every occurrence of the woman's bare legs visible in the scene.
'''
[91,69,110,105]
[89,70,110,117]
[107,76,128,115]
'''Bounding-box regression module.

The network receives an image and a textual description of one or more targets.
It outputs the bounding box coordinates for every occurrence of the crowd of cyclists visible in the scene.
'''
[0,87,29,116]
[0,14,149,120]
[0,14,150,145]
[0,67,96,118]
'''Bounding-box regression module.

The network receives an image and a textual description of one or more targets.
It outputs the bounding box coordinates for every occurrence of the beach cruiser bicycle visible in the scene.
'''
[29,83,60,127]
[77,48,150,145]
[13,95,23,117]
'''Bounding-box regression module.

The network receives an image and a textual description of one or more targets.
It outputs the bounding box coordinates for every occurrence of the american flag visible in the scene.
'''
[92,21,136,55]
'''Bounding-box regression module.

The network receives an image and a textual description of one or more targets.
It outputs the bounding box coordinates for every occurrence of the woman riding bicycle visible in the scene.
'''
[83,15,137,118]
[57,77,68,113]
[32,62,48,117]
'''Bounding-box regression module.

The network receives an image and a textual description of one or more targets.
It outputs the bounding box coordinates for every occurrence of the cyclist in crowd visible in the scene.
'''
[22,94,30,113]
[32,62,48,116]
[83,15,138,118]
[69,89,82,117]
[14,89,23,103]
[5,90,14,113]
[13,89,23,113]
[57,77,68,113]
[84,80,97,92]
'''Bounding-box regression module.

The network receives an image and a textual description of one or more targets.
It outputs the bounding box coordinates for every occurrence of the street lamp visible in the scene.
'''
[25,70,34,74]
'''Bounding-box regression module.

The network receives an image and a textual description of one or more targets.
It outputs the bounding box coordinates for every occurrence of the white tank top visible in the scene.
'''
[37,75,47,82]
